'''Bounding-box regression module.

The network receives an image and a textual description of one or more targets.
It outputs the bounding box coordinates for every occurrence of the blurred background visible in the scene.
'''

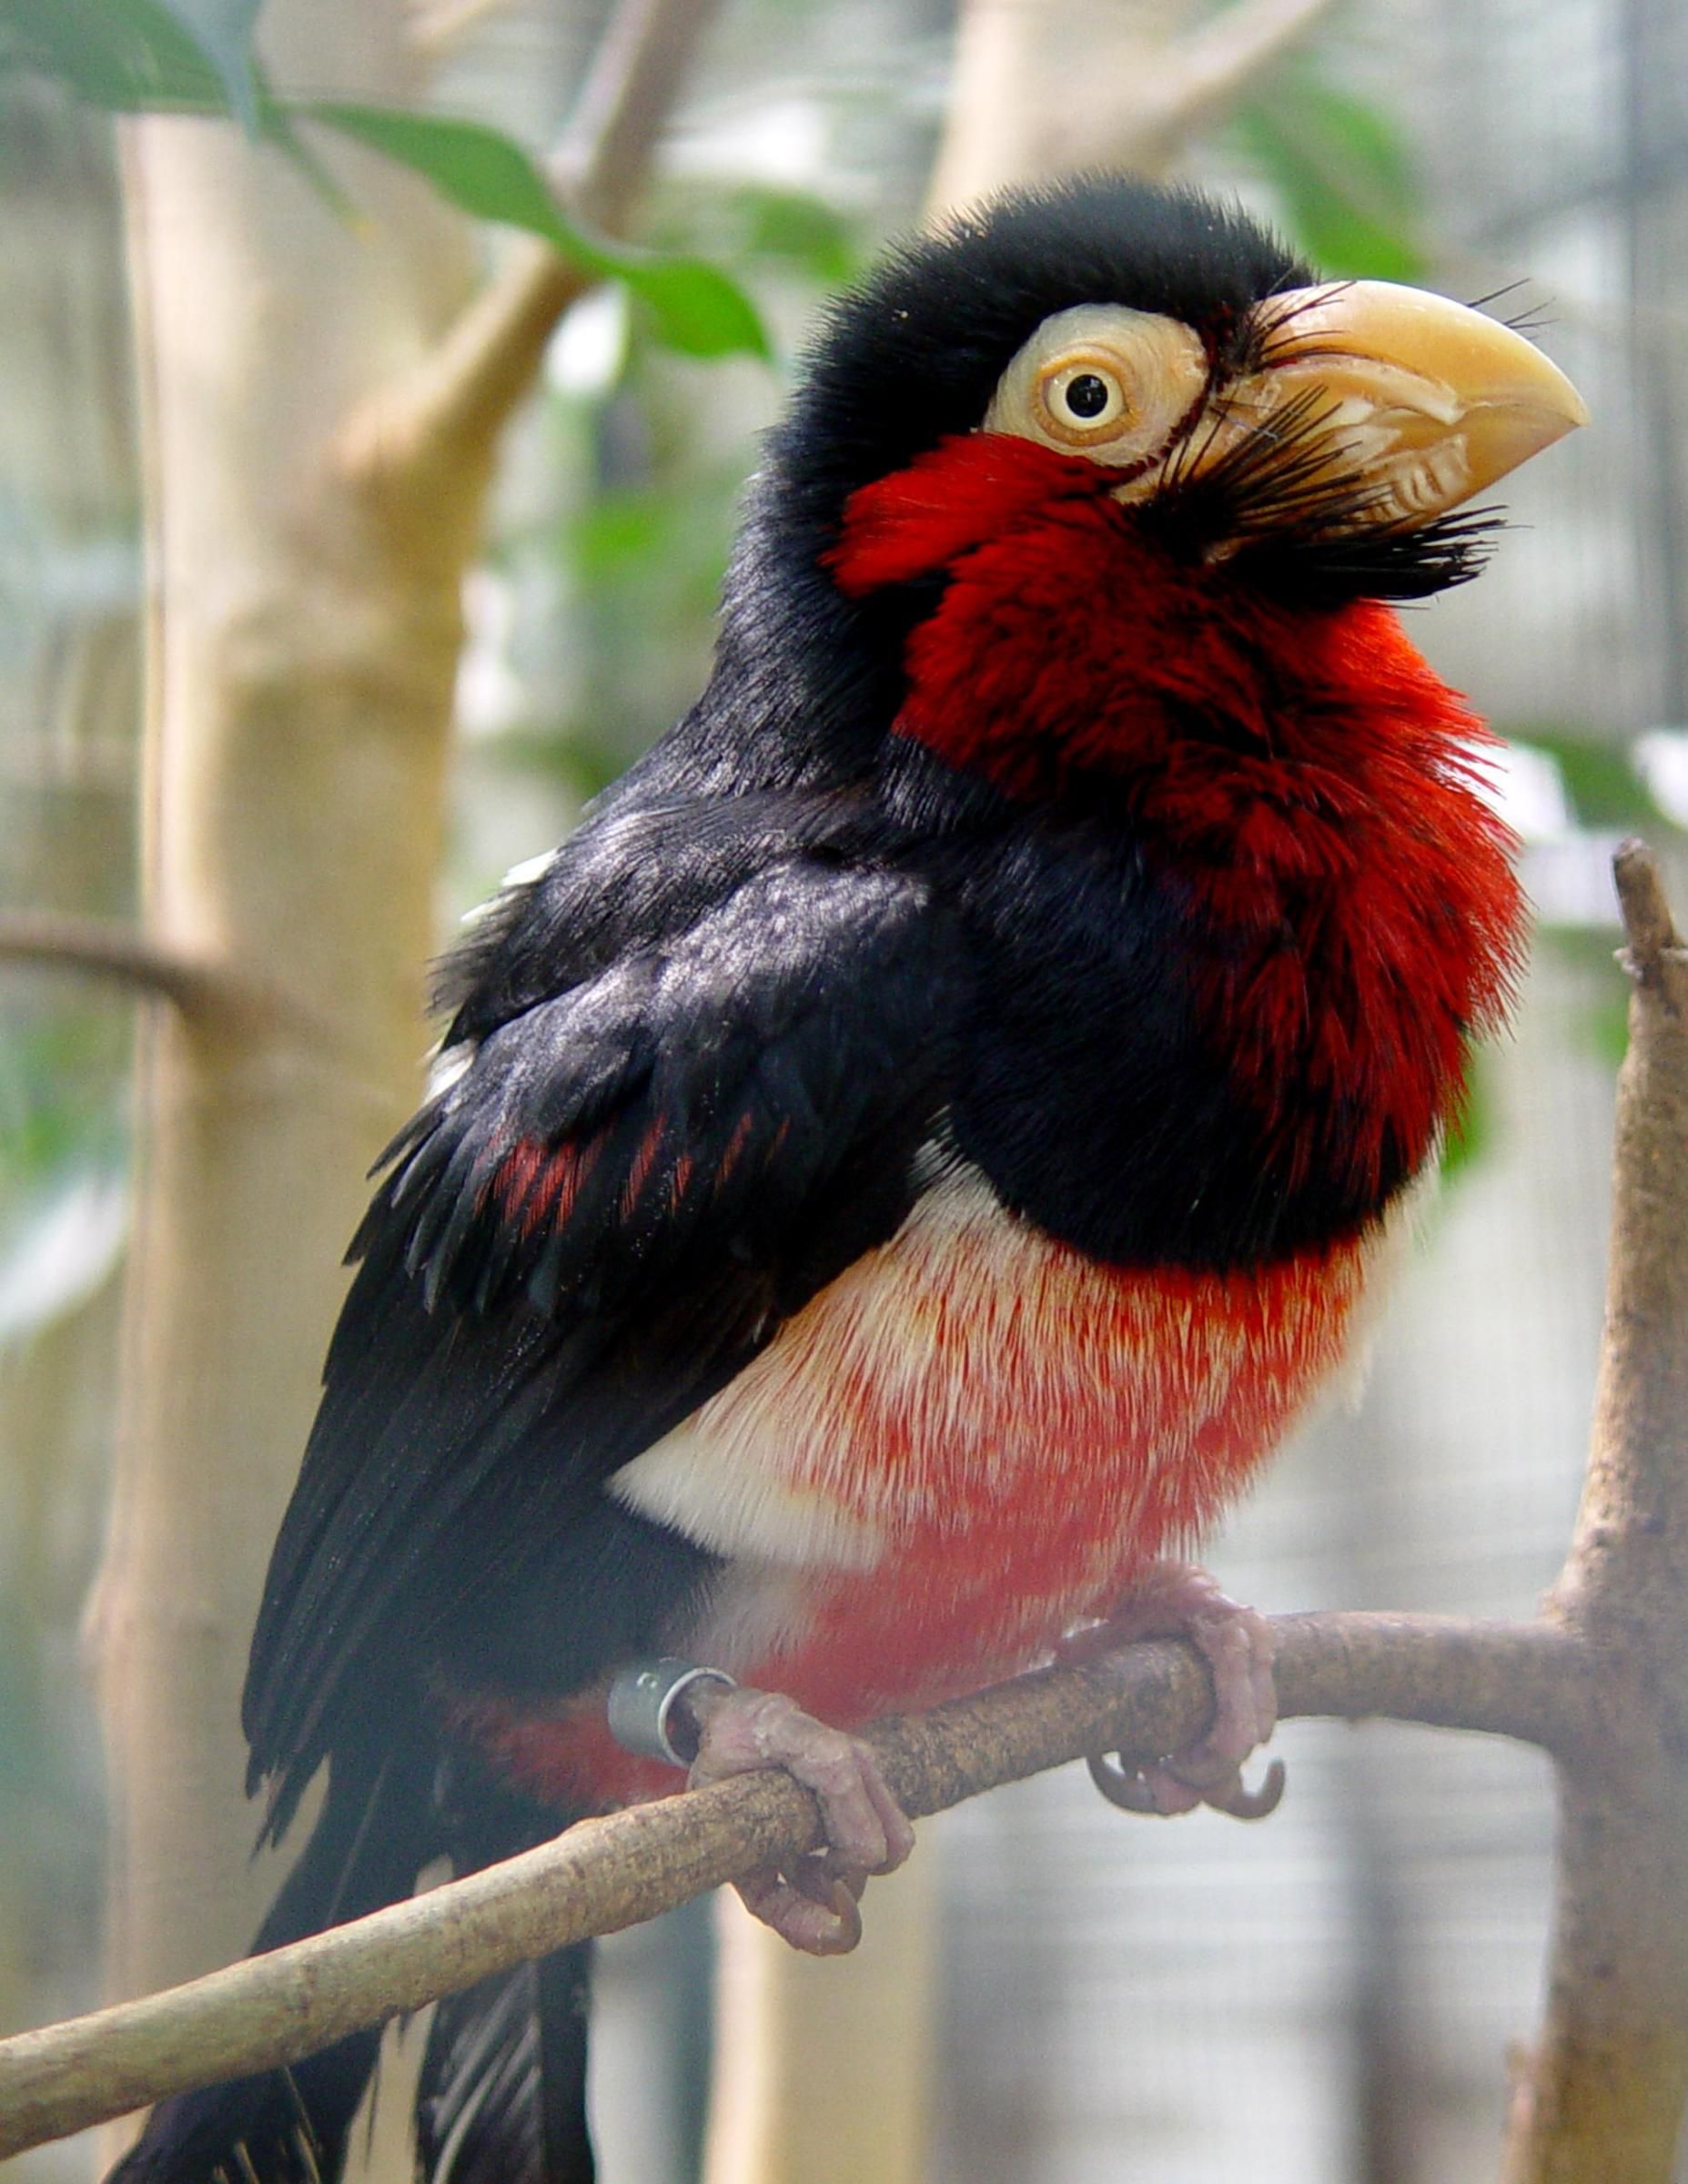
[2,0,1684,2179]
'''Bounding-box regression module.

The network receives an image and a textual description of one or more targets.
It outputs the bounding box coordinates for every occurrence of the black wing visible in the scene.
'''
[243,838,960,1834]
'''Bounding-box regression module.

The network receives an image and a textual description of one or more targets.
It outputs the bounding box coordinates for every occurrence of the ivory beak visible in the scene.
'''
[1191,279,1589,529]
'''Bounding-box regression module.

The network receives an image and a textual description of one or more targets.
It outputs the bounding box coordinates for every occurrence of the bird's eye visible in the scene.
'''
[985,305,1208,477]
[1038,360,1129,440]
[1059,371,1117,421]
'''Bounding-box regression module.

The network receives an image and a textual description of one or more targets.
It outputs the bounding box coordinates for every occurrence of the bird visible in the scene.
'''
[111,172,1584,2184]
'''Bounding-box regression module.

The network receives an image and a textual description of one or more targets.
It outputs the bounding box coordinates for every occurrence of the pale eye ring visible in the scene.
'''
[1040,359,1129,439]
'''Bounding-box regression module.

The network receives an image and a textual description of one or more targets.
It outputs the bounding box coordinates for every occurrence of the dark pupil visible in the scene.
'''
[1064,373,1111,420]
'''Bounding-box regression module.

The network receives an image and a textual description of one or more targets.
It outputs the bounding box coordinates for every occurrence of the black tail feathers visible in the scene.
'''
[107,1736,439,2184]
[413,1762,599,2184]
[416,1946,597,2184]
[106,2041,380,2184]
[107,1744,597,2184]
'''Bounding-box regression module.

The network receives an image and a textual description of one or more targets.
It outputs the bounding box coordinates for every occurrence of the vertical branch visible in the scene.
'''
[94,57,470,2053]
[703,1873,938,2184]
[926,0,1338,217]
[90,0,723,2156]
[1505,842,1688,2183]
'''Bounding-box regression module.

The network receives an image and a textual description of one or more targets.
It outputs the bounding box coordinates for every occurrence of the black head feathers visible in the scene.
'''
[643,177,1308,797]
[774,175,1309,548]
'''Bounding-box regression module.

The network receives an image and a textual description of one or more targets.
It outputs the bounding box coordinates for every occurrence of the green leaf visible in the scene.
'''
[306,101,567,240]
[668,182,861,285]
[155,0,261,129]
[0,0,307,171]
[616,252,768,359]
[305,103,771,360]
[733,186,858,282]
[1512,726,1678,834]
[571,490,672,580]
[0,0,226,107]
[1439,1066,1493,1181]
[1232,63,1425,283]
[0,40,768,360]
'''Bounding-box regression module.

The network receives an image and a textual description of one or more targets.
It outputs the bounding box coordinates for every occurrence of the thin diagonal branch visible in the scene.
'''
[0,1610,1594,2161]
[0,912,249,1022]
[927,0,1339,217]
[342,0,722,493]
[1154,0,1340,144]
[547,0,719,231]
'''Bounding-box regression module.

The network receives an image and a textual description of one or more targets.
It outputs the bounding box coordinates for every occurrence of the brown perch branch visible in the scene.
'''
[1503,842,1688,2184]
[0,1609,1593,2159]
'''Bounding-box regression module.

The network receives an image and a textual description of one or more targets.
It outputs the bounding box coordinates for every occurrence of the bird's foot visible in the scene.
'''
[1061,1560,1285,1822]
[680,1684,915,1956]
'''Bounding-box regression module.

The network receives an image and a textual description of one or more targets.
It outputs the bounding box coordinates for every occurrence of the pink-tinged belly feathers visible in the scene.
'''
[457,1167,1382,1813]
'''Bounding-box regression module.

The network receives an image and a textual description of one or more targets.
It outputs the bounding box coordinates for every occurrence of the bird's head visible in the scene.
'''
[708,175,1586,802]
[790,173,1586,608]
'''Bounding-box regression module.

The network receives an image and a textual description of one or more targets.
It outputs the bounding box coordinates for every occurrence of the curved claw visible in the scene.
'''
[826,1885,864,1952]
[1210,1757,1288,1822]
[1087,1749,1162,1812]
[788,1856,866,1949]
[735,1856,867,1955]
[1087,1748,1288,1822]
[684,1684,910,1954]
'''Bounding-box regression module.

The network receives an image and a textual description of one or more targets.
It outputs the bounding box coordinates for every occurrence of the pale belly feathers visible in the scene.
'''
[608,1162,1394,1720]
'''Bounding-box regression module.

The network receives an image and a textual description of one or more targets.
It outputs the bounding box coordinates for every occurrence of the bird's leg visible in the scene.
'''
[677,1683,915,1956]
[1061,1560,1285,1822]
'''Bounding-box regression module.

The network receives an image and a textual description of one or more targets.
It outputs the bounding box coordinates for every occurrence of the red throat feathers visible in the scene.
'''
[829,430,1527,1199]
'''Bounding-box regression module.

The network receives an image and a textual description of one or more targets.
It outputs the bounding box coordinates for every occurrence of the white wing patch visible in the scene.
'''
[609,1430,887,1572]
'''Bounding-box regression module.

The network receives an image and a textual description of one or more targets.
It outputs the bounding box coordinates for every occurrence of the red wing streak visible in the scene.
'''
[489,1136,600,1238]
[620,1116,667,1219]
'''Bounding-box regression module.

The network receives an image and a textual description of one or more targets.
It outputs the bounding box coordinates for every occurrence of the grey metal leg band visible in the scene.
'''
[606,1657,739,1766]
